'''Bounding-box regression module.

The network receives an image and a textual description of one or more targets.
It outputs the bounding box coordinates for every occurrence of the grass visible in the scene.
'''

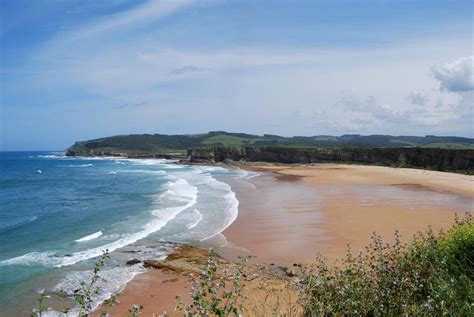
[201,135,265,147]
[423,142,474,150]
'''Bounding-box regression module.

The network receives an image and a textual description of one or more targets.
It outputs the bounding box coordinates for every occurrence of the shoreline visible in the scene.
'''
[93,162,473,315]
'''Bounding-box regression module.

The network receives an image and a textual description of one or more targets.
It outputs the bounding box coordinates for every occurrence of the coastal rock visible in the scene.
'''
[143,259,166,269]
[126,258,141,265]
[285,268,296,277]
[142,246,213,275]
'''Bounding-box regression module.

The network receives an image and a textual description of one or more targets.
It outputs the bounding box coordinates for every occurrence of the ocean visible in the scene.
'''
[0,151,254,316]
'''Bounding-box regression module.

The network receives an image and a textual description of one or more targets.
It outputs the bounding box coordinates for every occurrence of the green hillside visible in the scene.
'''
[66,131,474,156]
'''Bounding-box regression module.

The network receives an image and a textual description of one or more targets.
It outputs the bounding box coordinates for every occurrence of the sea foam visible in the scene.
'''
[187,208,203,229]
[75,231,103,243]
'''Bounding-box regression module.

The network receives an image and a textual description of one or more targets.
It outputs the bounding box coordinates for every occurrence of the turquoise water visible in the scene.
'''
[0,152,249,315]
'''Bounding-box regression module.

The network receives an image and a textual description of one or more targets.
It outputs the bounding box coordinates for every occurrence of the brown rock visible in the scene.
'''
[126,258,141,265]
[286,268,296,277]
[143,259,166,269]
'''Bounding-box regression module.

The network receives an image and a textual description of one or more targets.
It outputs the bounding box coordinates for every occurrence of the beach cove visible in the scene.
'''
[97,163,473,316]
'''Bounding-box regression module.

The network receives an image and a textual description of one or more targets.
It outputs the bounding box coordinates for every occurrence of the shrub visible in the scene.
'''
[299,214,474,316]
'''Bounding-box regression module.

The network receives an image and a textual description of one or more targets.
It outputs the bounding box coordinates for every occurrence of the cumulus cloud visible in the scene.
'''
[400,56,473,129]
[431,56,474,92]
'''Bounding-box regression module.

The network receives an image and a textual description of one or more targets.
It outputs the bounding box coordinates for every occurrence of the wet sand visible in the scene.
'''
[95,164,473,315]
[223,164,473,263]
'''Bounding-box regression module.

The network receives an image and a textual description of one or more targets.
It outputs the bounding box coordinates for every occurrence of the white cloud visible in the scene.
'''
[431,56,474,92]
[403,57,473,129]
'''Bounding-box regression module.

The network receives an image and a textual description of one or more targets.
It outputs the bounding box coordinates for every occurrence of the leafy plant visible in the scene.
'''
[31,288,49,317]
[176,250,245,316]
[128,303,143,316]
[73,250,110,316]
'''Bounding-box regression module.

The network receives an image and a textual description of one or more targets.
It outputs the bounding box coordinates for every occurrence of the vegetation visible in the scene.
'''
[176,250,245,316]
[67,131,474,156]
[31,215,473,316]
[299,214,474,316]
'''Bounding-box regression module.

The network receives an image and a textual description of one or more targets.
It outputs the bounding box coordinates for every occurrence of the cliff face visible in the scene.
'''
[188,147,474,173]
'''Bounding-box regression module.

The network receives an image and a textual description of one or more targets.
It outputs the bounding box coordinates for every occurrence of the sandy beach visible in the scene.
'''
[96,164,473,315]
[224,164,473,264]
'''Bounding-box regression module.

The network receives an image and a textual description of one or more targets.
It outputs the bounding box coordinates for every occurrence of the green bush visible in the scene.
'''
[299,214,474,316]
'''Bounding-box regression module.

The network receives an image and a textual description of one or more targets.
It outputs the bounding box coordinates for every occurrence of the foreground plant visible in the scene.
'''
[176,250,245,316]
[32,250,111,317]
[31,288,50,317]
[72,250,111,316]
[128,303,143,316]
[300,213,474,316]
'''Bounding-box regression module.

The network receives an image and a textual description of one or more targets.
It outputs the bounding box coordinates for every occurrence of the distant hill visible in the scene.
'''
[66,131,474,156]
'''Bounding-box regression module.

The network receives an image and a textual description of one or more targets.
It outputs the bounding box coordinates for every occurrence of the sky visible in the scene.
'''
[0,0,473,150]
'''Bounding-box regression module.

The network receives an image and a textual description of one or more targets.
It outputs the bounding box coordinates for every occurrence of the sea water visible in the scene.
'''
[0,152,254,315]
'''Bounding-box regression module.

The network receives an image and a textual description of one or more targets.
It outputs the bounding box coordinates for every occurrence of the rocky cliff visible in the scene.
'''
[188,147,474,173]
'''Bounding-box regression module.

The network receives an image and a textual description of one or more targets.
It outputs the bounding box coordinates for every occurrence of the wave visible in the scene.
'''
[246,171,261,179]
[121,169,167,175]
[128,158,184,169]
[199,181,239,241]
[0,163,240,268]
[37,153,66,159]
[234,169,259,189]
[1,177,198,268]
[75,231,103,243]
[128,158,169,165]
[187,208,203,229]
[66,163,94,168]
[180,167,240,241]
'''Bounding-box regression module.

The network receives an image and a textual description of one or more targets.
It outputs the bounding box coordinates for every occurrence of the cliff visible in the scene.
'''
[187,147,474,173]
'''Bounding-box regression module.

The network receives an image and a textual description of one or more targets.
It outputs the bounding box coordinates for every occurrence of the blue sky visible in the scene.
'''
[1,0,473,150]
